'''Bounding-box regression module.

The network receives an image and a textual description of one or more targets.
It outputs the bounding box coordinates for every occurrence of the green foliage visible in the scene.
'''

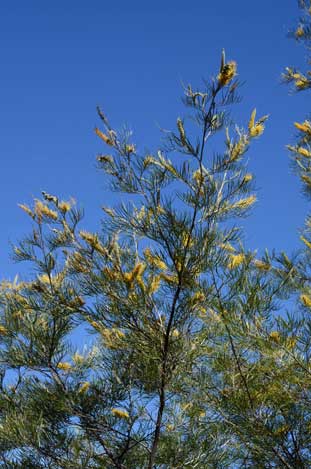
[0,8,311,468]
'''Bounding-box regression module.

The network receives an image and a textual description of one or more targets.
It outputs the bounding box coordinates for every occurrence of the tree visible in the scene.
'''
[0,5,311,469]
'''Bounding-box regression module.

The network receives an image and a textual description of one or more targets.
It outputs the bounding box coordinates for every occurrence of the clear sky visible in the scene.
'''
[0,0,309,279]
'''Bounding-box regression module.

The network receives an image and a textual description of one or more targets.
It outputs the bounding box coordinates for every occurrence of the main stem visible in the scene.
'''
[147,89,219,467]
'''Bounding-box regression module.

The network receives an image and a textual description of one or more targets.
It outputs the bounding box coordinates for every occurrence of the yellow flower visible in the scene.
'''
[111,408,129,419]
[149,275,161,294]
[58,201,71,213]
[18,204,34,218]
[95,127,114,146]
[301,294,311,307]
[301,174,311,186]
[135,206,146,221]
[177,118,186,145]
[297,147,311,158]
[38,274,50,284]
[80,230,97,244]
[248,109,267,138]
[286,337,297,350]
[229,135,249,161]
[243,173,253,183]
[192,169,204,185]
[295,26,304,38]
[100,328,126,349]
[250,123,264,137]
[232,195,257,210]
[253,259,271,271]
[57,362,72,372]
[124,263,146,287]
[97,154,113,164]
[78,382,90,393]
[144,248,167,270]
[171,329,180,338]
[197,305,207,318]
[181,232,194,248]
[294,121,311,133]
[0,325,8,336]
[192,291,205,303]
[218,61,237,86]
[90,320,102,331]
[34,201,58,221]
[219,242,235,253]
[228,253,245,269]
[102,207,116,217]
[166,423,175,431]
[269,331,280,343]
[160,272,179,284]
[295,79,309,90]
[125,144,135,153]
[143,155,155,167]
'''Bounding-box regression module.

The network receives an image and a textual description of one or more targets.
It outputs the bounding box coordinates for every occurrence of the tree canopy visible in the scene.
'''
[1,2,311,468]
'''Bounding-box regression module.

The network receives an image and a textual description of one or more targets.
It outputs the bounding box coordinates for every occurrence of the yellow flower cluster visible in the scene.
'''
[79,231,107,256]
[97,154,114,164]
[18,204,34,218]
[123,263,146,288]
[253,259,271,271]
[102,327,125,349]
[125,144,135,153]
[95,127,114,146]
[228,253,245,269]
[166,423,175,431]
[57,362,72,372]
[227,129,249,162]
[135,206,146,221]
[286,337,297,350]
[160,272,179,284]
[58,200,71,213]
[34,201,58,221]
[295,26,304,38]
[80,231,97,245]
[192,169,205,186]
[294,120,311,134]
[243,173,253,183]
[144,248,167,270]
[297,146,311,157]
[219,242,235,253]
[111,408,129,419]
[192,291,205,303]
[149,275,161,294]
[218,61,237,86]
[284,68,310,90]
[248,109,268,138]
[301,174,311,186]
[103,207,116,219]
[78,382,90,393]
[269,331,280,343]
[177,117,186,145]
[231,195,257,211]
[143,155,156,168]
[301,294,311,307]
[181,232,194,248]
[0,325,8,336]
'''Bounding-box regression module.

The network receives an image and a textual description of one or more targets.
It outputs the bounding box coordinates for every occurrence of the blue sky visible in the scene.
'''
[0,0,309,279]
